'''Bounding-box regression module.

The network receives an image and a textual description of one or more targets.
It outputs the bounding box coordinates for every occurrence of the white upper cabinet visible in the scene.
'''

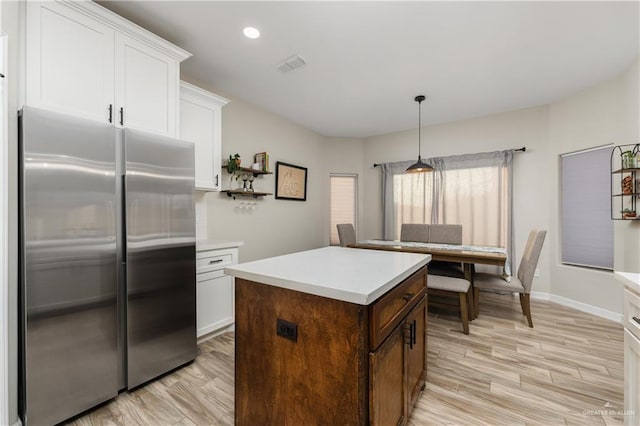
[115,33,179,136]
[24,0,190,137]
[180,82,230,191]
[25,1,115,123]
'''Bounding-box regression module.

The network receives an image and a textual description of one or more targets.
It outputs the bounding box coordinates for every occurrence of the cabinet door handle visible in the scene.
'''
[402,293,414,302]
[119,107,124,126]
[412,319,417,345]
[633,316,640,325]
[409,322,414,349]
[209,259,223,264]
[215,174,219,187]
[108,104,113,123]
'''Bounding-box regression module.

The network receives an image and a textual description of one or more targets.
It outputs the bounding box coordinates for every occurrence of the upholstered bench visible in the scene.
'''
[428,274,472,335]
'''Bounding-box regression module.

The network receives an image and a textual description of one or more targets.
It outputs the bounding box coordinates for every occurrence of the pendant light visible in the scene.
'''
[406,95,433,173]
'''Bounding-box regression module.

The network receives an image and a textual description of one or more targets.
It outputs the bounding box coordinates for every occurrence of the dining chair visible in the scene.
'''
[473,229,546,327]
[336,224,356,247]
[400,224,429,242]
[427,274,472,334]
[428,224,465,279]
[429,224,462,245]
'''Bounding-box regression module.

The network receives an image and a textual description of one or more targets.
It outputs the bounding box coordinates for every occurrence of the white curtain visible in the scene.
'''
[382,150,514,273]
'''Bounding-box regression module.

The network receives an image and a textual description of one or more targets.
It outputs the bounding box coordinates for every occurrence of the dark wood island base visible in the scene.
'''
[234,267,428,425]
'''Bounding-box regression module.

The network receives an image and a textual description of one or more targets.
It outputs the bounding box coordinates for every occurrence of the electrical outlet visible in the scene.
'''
[276,318,298,342]
[534,268,540,277]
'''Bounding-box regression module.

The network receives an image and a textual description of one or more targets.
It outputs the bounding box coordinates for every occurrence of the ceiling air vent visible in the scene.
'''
[277,55,306,73]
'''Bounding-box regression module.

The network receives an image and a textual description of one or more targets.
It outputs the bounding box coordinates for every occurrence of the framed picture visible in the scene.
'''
[275,161,308,201]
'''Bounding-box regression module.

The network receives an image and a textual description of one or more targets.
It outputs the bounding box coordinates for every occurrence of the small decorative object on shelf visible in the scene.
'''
[254,152,269,172]
[622,151,636,169]
[611,143,640,220]
[225,153,242,188]
[622,175,634,194]
[241,173,249,191]
[227,153,241,174]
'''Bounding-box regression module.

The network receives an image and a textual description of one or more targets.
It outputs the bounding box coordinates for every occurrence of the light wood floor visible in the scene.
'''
[67,292,624,425]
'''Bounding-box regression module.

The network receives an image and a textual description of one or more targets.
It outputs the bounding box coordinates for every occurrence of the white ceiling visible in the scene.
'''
[99,1,639,138]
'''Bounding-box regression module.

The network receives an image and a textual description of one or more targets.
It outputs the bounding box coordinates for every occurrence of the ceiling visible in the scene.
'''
[98,1,639,138]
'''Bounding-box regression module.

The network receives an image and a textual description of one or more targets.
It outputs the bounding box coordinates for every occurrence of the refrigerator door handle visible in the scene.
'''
[121,174,127,261]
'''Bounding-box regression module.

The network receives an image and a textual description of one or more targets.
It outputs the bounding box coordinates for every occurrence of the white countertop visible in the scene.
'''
[224,246,431,305]
[615,271,640,295]
[196,240,244,251]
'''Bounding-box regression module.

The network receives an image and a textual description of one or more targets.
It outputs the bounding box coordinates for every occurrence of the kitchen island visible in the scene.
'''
[224,246,431,425]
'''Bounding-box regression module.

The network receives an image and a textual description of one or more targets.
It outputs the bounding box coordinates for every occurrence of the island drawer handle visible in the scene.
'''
[209,259,224,264]
[633,316,640,325]
[402,293,414,302]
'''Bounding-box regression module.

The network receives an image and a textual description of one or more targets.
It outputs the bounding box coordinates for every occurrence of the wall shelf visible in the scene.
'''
[611,144,640,220]
[224,164,273,177]
[612,167,640,174]
[223,190,272,200]
[238,166,273,176]
[223,159,273,197]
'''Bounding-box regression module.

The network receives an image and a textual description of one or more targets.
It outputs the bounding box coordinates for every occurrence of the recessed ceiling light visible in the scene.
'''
[243,27,260,39]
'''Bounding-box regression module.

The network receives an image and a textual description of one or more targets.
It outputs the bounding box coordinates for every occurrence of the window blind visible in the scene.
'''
[561,146,613,270]
[330,175,357,246]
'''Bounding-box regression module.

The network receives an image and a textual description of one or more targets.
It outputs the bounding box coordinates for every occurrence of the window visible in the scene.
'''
[382,150,513,273]
[330,174,357,246]
[560,146,613,270]
[392,155,511,250]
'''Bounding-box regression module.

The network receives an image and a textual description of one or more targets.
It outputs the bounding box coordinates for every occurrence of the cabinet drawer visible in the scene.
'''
[624,289,640,340]
[197,269,226,282]
[369,268,426,351]
[197,252,233,273]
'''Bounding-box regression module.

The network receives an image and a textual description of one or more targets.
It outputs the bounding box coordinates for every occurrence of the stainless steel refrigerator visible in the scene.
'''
[18,106,196,425]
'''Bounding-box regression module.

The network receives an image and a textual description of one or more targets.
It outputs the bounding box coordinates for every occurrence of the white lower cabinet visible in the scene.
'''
[625,328,640,426]
[624,286,640,426]
[196,242,242,339]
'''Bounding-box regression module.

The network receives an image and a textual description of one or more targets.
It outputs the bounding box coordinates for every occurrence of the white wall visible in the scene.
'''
[362,106,552,293]
[182,80,329,263]
[322,137,365,244]
[547,59,640,317]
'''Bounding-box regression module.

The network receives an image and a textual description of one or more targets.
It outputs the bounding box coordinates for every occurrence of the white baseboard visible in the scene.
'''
[531,291,623,324]
[530,291,550,300]
[197,323,234,344]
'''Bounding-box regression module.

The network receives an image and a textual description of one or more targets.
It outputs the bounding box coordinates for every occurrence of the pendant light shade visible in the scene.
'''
[406,95,433,173]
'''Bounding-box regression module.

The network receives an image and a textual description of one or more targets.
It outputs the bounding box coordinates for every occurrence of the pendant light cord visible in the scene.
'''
[418,99,422,158]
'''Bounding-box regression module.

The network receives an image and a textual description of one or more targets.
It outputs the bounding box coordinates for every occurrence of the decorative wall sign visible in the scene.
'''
[275,161,307,201]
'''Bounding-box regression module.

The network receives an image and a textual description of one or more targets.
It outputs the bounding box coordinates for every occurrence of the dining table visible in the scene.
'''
[348,240,508,319]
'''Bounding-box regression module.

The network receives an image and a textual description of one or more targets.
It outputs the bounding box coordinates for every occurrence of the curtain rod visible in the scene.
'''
[373,146,527,167]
